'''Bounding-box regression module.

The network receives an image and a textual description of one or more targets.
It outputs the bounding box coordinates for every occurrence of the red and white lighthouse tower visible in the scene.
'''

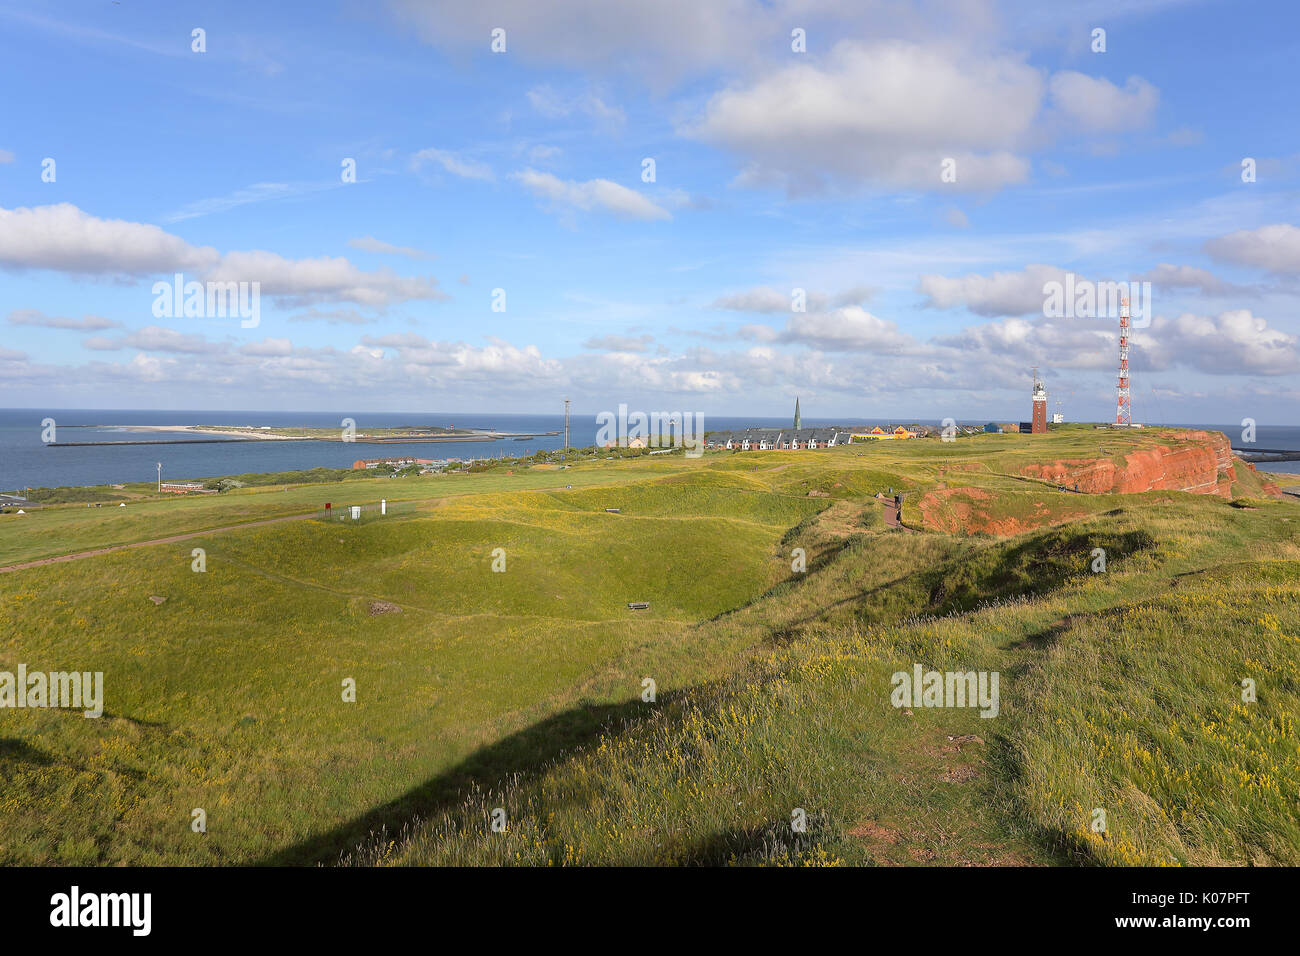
[1115,297,1132,426]
[1031,368,1048,433]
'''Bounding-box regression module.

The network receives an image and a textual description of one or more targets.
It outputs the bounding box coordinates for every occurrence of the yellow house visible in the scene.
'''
[849,424,917,441]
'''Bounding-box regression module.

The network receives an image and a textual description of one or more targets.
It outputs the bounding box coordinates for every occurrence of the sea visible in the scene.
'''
[2,408,1298,492]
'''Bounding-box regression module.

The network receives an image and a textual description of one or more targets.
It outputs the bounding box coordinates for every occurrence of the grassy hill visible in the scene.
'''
[1,427,1296,866]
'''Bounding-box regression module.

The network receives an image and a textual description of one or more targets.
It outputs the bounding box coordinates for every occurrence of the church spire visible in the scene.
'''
[794,396,802,430]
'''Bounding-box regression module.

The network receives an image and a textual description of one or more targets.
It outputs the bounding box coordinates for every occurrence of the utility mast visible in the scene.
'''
[1115,297,1132,426]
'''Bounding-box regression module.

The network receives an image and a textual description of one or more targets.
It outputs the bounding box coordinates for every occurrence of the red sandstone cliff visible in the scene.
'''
[1016,430,1275,498]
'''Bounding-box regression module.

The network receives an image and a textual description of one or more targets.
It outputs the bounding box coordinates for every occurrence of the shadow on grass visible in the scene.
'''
[0,737,56,767]
[981,732,1085,866]
[745,524,1155,648]
[701,530,867,629]
[256,689,690,867]
[0,734,150,783]
[670,824,828,866]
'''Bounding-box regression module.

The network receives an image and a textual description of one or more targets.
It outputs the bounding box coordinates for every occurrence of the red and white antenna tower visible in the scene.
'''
[1115,296,1131,426]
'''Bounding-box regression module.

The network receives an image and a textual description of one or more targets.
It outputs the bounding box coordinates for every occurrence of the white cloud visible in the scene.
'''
[0,202,218,275]
[1206,224,1300,275]
[122,353,170,382]
[583,334,654,352]
[1048,72,1159,131]
[929,306,1299,379]
[5,301,1296,413]
[85,326,227,355]
[385,0,762,86]
[0,203,446,308]
[6,308,120,331]
[713,284,875,313]
[1156,309,1298,375]
[945,207,971,228]
[81,336,121,352]
[782,306,914,352]
[933,315,1115,371]
[740,305,915,353]
[412,147,495,182]
[526,85,625,130]
[1135,263,1241,296]
[348,236,437,261]
[512,168,671,221]
[239,337,294,357]
[713,286,791,313]
[737,323,779,343]
[689,40,1043,194]
[288,308,379,325]
[527,144,562,164]
[212,251,446,308]
[918,264,1069,316]
[121,326,227,354]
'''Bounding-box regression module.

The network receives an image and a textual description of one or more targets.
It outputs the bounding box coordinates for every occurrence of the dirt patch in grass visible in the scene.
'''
[914,486,1091,536]
[813,500,873,539]
[848,820,901,844]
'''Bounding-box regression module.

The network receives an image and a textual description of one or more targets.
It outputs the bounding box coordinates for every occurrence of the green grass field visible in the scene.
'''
[1,427,1296,866]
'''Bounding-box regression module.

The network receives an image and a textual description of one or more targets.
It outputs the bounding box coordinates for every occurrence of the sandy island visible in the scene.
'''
[119,425,303,440]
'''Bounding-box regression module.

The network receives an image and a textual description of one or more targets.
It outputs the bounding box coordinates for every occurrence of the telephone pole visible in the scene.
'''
[563,398,571,452]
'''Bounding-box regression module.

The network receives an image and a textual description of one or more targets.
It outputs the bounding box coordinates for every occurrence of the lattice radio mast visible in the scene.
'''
[1115,296,1132,426]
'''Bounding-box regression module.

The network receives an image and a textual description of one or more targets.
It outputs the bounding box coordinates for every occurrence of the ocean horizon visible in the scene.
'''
[3,407,1298,490]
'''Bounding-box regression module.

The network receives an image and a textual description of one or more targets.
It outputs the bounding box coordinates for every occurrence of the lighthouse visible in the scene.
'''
[1031,370,1048,434]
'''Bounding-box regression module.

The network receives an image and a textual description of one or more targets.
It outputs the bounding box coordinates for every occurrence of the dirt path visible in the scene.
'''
[883,500,920,532]
[0,512,317,574]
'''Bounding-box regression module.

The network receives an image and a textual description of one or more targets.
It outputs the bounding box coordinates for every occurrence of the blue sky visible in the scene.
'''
[1,0,1298,423]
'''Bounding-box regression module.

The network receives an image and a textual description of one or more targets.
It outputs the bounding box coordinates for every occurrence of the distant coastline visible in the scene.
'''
[50,423,560,446]
[122,424,299,440]
[5,410,1300,492]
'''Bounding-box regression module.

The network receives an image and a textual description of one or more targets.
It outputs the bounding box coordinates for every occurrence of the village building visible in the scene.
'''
[352,457,434,470]
[847,424,920,441]
[158,481,208,494]
[704,427,850,451]
[702,402,927,453]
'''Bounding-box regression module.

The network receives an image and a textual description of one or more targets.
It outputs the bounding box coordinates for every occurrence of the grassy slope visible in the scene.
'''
[0,463,679,567]
[0,466,825,864]
[356,433,1300,867]
[365,493,1300,867]
[2,428,1296,866]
